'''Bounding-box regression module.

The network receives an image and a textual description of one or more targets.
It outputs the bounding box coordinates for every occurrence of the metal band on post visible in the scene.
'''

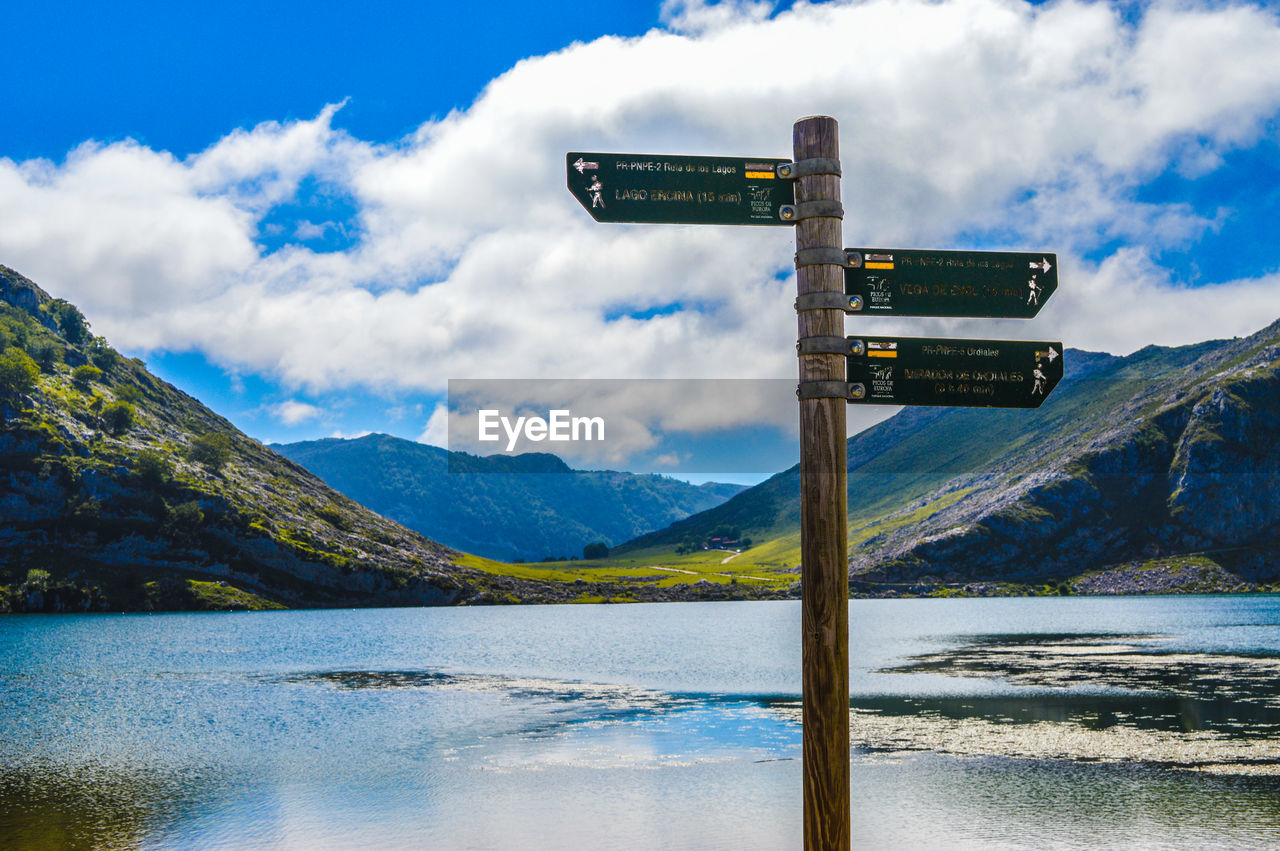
[797,380,853,399]
[794,247,852,268]
[797,381,867,401]
[797,336,853,355]
[781,200,844,221]
[777,158,842,179]
[795,292,861,312]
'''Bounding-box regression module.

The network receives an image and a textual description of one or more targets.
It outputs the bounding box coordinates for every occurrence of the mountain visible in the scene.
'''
[0,265,546,612]
[621,323,1280,594]
[9,251,1277,610]
[272,433,746,562]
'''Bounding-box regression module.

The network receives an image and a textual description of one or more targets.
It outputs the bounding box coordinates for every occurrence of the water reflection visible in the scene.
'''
[0,762,212,849]
[4,601,1280,848]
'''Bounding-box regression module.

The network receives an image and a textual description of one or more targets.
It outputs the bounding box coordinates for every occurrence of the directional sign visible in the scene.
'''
[567,152,795,225]
[847,336,1063,408]
[845,248,1058,318]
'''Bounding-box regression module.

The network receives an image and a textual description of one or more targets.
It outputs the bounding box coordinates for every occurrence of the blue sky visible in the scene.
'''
[3,0,1280,479]
[5,0,676,452]
[6,1,663,160]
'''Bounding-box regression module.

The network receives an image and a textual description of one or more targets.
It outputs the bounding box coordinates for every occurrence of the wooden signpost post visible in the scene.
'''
[790,116,850,851]
[569,115,1062,851]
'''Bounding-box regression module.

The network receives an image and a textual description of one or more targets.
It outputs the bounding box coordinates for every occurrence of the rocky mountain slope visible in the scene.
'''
[0,265,549,611]
[274,433,745,562]
[852,323,1280,589]
[623,323,1280,593]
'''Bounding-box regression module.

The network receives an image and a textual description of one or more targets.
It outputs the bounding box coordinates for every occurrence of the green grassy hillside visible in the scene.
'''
[609,328,1280,596]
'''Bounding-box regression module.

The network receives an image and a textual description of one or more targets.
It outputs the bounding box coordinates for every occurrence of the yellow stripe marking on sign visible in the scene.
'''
[744,171,775,179]
[864,262,895,270]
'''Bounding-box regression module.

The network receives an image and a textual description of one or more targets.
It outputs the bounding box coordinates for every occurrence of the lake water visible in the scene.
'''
[2,596,1279,848]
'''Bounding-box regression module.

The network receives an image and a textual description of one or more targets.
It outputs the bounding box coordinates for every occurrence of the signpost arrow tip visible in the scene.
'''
[1036,346,1060,362]
[845,248,1058,318]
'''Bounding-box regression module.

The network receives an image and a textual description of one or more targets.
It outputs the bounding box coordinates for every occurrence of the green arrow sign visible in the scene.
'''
[845,248,1057,318]
[847,336,1063,408]
[567,152,795,225]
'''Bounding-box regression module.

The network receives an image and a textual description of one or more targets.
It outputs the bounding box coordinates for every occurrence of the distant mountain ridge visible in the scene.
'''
[273,433,746,562]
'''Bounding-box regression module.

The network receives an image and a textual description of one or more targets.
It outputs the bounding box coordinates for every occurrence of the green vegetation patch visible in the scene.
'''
[849,487,978,546]
[455,548,794,590]
[184,580,287,611]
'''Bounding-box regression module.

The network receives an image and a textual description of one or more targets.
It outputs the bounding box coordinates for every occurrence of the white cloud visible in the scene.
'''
[660,0,777,35]
[294,220,332,241]
[272,399,324,425]
[328,428,373,440]
[418,402,450,447]
[2,0,1280,424]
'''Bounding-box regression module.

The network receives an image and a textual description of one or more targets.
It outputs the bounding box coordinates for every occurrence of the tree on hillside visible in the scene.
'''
[0,348,39,401]
[47,299,90,345]
[72,364,103,388]
[32,342,60,372]
[583,541,609,560]
[134,449,172,487]
[189,433,233,472]
[103,401,135,436]
[115,383,143,404]
[23,569,51,592]
[4,320,28,350]
[88,337,121,369]
[166,500,204,540]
